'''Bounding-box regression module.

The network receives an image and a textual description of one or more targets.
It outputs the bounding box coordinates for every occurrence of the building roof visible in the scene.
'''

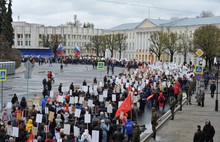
[162,16,220,27]
[110,16,220,30]
[110,22,140,31]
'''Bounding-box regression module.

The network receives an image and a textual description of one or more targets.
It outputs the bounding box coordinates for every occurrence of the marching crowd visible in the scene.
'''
[0,60,216,142]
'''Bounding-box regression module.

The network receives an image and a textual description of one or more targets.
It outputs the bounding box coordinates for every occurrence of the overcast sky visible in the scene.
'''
[11,0,220,29]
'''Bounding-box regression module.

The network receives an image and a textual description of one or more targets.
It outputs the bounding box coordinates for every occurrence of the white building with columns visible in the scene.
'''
[105,16,220,64]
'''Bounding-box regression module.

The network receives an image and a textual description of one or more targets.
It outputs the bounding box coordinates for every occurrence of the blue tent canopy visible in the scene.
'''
[19,49,54,57]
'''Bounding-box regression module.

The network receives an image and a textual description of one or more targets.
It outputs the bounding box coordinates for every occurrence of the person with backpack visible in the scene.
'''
[125,116,134,142]
[81,129,92,142]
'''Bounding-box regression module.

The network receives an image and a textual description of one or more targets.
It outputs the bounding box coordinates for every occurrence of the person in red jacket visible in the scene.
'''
[45,133,54,142]
[158,92,166,113]
[173,82,180,104]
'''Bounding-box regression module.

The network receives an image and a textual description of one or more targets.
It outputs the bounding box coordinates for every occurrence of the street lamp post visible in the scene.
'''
[215,69,218,111]
[215,61,219,111]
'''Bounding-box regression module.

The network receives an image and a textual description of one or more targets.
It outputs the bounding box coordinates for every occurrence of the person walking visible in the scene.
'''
[193,125,205,142]
[210,81,216,98]
[169,96,175,120]
[151,107,158,140]
[112,127,124,142]
[125,116,134,142]
[203,120,215,142]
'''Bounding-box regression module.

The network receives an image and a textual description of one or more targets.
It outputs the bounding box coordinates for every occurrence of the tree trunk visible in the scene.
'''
[184,54,187,64]
[158,54,161,61]
[170,52,174,62]
[96,49,99,57]
[208,59,212,70]
[119,50,122,60]
[111,50,113,58]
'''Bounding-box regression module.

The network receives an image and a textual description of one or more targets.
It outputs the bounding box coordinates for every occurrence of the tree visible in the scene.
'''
[193,25,220,69]
[0,0,14,47]
[105,34,117,58]
[100,35,107,57]
[90,35,103,57]
[178,29,193,64]
[164,31,179,62]
[6,0,14,46]
[42,35,50,47]
[149,31,166,61]
[115,33,127,60]
[197,10,214,18]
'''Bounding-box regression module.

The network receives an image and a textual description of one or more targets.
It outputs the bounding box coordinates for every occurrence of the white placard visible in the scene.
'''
[112,94,116,101]
[75,96,78,104]
[99,95,104,102]
[70,97,75,104]
[74,109,81,118]
[99,82,103,87]
[45,107,49,114]
[74,126,80,137]
[34,139,38,142]
[55,132,60,140]
[64,124,71,135]
[57,139,62,142]
[103,90,108,98]
[50,91,54,98]
[83,86,88,92]
[36,114,43,123]
[92,130,99,142]
[12,127,19,137]
[132,96,138,103]
[6,102,12,109]
[89,87,93,93]
[126,83,129,88]
[58,95,64,103]
[105,101,109,108]
[69,90,72,95]
[84,113,91,123]
[107,105,113,113]
[79,97,84,104]
[88,99,93,107]
[7,126,12,136]
[118,101,123,108]
[94,85,98,96]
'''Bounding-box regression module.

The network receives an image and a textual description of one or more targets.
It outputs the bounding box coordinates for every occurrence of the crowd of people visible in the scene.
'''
[0,60,216,142]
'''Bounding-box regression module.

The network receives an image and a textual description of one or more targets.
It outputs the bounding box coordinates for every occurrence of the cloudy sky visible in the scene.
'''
[12,0,220,29]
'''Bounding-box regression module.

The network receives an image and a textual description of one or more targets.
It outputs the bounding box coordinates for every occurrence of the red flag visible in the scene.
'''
[128,84,132,92]
[146,94,154,100]
[115,93,132,118]
[27,133,33,142]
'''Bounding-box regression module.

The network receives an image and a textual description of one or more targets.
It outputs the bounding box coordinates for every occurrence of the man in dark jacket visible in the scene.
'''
[112,127,124,142]
[193,125,205,142]
[203,120,215,142]
[210,81,216,98]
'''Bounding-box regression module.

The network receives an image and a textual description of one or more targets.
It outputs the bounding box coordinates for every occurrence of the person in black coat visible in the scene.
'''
[11,93,18,104]
[203,120,215,142]
[20,97,27,110]
[193,125,205,142]
[210,81,216,98]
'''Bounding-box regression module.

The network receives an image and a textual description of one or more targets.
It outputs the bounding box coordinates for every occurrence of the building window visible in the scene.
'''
[21,41,23,46]
[18,41,20,46]
[25,41,28,46]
